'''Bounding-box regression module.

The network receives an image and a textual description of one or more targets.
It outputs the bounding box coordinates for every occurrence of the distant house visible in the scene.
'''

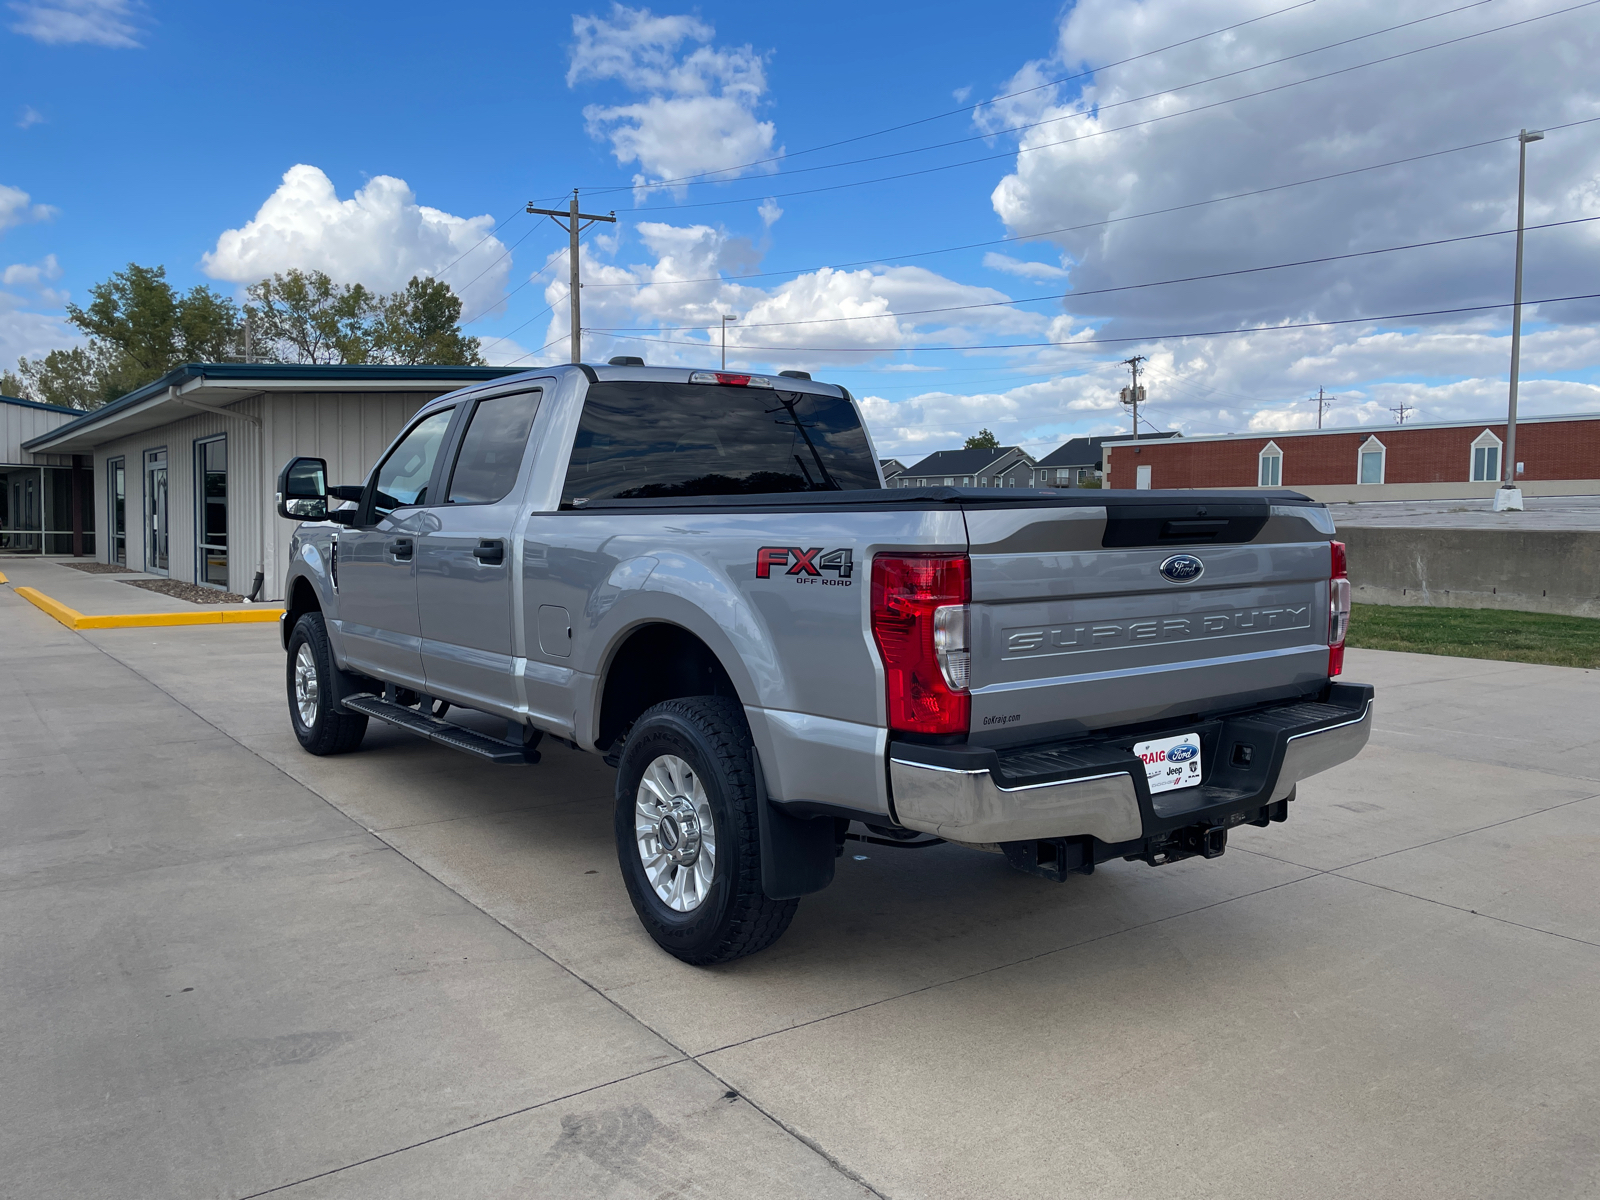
[1031,432,1180,488]
[894,446,1035,488]
[879,458,908,484]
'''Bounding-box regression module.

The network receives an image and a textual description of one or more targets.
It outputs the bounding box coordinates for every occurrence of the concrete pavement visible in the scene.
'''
[3,583,1598,1198]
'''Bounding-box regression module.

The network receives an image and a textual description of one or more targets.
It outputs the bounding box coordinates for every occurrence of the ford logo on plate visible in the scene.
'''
[1167,743,1199,762]
[1159,553,1205,584]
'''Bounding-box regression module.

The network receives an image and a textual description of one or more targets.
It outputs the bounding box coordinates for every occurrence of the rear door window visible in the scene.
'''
[561,382,878,504]
[372,408,455,517]
[446,391,541,504]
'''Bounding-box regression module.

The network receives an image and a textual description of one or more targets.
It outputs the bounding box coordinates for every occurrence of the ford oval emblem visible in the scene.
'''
[1159,553,1205,584]
[1167,743,1199,762]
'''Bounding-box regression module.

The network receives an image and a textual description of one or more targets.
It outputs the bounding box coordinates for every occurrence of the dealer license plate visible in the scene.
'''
[1133,732,1203,794]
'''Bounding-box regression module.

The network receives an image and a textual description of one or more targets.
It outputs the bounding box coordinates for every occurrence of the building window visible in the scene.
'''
[195,435,227,587]
[1358,436,1386,485]
[1258,441,1283,487]
[108,457,126,565]
[1470,430,1502,482]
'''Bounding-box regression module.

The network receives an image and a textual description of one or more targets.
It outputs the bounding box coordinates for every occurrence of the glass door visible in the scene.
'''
[195,436,227,587]
[144,449,168,575]
[109,458,126,564]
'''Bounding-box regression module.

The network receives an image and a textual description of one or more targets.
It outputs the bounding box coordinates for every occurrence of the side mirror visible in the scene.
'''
[276,456,328,521]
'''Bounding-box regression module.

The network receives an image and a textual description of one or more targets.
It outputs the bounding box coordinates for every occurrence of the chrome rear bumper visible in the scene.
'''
[890,686,1374,846]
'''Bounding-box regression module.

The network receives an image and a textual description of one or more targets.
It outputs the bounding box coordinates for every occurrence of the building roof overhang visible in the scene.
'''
[22,362,531,454]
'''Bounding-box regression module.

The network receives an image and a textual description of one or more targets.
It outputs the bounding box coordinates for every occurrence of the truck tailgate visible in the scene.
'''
[964,500,1333,744]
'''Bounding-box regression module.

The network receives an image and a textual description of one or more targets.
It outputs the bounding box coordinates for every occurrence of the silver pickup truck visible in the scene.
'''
[275,362,1372,964]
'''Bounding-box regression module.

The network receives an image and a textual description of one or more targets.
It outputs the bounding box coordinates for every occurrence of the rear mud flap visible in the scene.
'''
[752,751,837,900]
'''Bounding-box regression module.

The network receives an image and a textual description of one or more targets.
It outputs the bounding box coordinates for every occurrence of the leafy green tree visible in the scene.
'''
[965,427,1000,450]
[246,269,374,364]
[68,263,243,376]
[14,345,127,411]
[1,368,26,398]
[9,263,245,409]
[370,276,484,365]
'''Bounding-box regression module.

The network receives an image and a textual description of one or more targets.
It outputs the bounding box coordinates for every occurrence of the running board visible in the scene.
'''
[342,694,540,765]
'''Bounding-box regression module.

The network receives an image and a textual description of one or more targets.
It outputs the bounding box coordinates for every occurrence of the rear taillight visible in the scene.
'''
[871,554,971,736]
[1328,540,1350,677]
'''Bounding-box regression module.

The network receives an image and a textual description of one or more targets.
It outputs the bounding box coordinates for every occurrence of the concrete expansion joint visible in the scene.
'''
[70,636,889,1199]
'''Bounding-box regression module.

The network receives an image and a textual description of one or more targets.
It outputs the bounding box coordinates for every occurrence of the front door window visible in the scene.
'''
[144,449,168,574]
[196,437,227,587]
[109,458,126,564]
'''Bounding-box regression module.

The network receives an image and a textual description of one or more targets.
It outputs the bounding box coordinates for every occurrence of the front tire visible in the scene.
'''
[286,612,368,756]
[614,697,797,965]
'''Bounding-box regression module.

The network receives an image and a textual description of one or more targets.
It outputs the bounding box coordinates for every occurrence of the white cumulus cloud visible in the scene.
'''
[982,0,1600,339]
[202,165,511,316]
[983,251,1069,280]
[568,4,778,190]
[0,184,58,233]
[8,0,141,47]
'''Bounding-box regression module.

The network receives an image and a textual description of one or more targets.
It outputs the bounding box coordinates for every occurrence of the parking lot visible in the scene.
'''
[4,560,1599,1199]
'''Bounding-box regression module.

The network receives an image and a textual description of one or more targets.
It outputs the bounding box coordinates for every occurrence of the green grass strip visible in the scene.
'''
[1347,603,1600,669]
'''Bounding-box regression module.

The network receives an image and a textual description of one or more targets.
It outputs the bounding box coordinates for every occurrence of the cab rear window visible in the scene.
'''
[560,382,878,504]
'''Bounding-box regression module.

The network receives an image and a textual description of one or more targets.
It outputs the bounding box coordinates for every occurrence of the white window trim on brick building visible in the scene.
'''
[1470,429,1502,482]
[1258,440,1283,487]
[1358,435,1387,485]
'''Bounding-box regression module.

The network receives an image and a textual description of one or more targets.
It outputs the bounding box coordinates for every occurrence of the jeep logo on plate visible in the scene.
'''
[1159,553,1205,584]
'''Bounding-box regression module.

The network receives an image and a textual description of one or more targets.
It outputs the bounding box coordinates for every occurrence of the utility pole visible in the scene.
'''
[1308,386,1331,429]
[721,314,738,370]
[526,190,617,364]
[1390,401,1414,425]
[1500,128,1544,512]
[1120,355,1146,442]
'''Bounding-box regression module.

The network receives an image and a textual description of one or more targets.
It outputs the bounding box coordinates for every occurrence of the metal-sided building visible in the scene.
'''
[21,363,522,601]
[2,393,90,555]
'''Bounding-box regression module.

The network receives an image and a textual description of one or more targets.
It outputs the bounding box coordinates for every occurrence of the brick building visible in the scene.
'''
[1103,413,1600,501]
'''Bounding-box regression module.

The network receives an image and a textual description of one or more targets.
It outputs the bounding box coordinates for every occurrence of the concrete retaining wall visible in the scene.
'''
[1341,526,1600,618]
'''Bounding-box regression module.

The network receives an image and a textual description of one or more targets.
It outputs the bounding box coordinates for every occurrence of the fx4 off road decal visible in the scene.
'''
[756,547,854,585]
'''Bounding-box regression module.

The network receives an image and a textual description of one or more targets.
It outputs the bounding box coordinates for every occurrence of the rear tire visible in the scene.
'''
[286,612,368,756]
[614,696,797,965]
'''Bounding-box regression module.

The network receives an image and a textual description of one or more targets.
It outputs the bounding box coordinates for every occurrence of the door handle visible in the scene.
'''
[472,538,505,565]
[389,537,413,561]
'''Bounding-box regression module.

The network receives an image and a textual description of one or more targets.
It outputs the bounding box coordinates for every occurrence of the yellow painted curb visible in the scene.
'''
[14,585,284,631]
[0,569,9,583]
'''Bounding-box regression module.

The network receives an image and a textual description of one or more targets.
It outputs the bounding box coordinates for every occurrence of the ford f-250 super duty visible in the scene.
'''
[275,362,1372,964]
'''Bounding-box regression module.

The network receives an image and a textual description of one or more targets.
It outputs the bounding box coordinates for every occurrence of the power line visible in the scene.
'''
[586,215,1600,333]
[477,302,556,357]
[581,115,1600,292]
[459,234,567,326]
[432,205,528,282]
[609,0,1600,216]
[500,330,573,368]
[590,291,1600,354]
[595,0,1500,199]
[578,0,1323,194]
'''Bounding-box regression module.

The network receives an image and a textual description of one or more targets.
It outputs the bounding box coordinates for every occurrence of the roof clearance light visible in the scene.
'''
[688,371,775,388]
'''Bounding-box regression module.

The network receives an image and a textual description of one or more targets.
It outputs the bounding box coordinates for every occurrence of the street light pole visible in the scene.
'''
[721,315,737,370]
[1499,128,1543,512]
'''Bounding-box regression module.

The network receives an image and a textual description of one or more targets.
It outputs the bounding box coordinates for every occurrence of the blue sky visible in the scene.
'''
[5,0,1599,458]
